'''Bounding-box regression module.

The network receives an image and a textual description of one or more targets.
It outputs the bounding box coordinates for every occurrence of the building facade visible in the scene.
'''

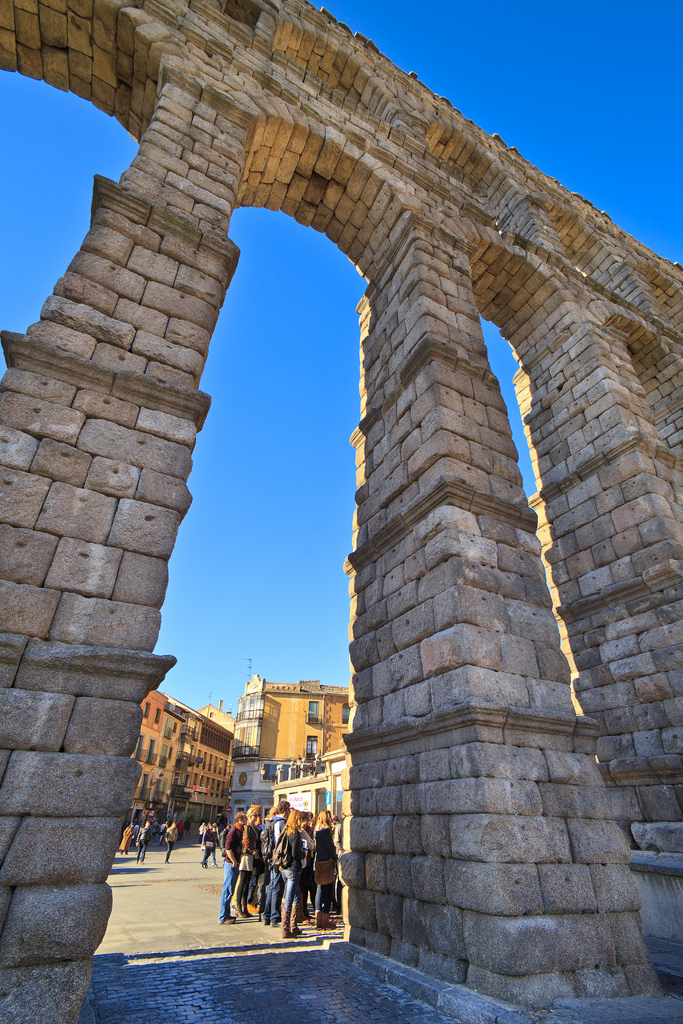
[231,675,349,819]
[272,747,348,820]
[130,693,234,824]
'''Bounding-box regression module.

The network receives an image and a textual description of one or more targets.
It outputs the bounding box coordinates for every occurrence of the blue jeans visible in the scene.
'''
[264,865,284,924]
[282,867,301,915]
[315,881,334,913]
[219,862,240,922]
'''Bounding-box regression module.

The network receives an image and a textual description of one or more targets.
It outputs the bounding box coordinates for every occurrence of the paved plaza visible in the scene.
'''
[76,835,683,1024]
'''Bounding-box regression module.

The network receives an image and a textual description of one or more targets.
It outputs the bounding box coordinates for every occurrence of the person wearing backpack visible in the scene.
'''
[277,809,306,939]
[262,800,290,928]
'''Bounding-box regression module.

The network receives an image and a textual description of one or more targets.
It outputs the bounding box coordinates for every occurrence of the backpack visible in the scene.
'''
[260,819,276,861]
[272,827,294,869]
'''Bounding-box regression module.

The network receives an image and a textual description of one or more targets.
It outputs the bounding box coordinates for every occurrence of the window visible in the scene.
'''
[154,708,160,724]
[143,702,150,719]
[342,704,350,724]
[134,735,144,760]
[308,701,319,718]
[306,736,318,757]
[164,720,172,738]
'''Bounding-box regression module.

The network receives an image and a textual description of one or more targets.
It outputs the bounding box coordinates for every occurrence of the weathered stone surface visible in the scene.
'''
[0,688,74,751]
[445,862,544,916]
[463,910,615,976]
[14,639,176,701]
[49,592,161,649]
[0,426,39,471]
[0,580,60,638]
[63,696,141,755]
[0,883,111,966]
[632,821,683,853]
[35,481,116,543]
[0,469,50,528]
[0,633,26,687]
[0,751,141,816]
[0,817,122,885]
[135,467,191,513]
[111,550,168,608]
[44,537,122,598]
[84,456,140,498]
[450,814,571,863]
[107,498,180,557]
[29,438,91,487]
[0,818,20,867]
[0,959,92,1024]
[0,525,58,586]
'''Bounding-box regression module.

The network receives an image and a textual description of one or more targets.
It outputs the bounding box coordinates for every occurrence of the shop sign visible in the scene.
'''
[289,791,312,812]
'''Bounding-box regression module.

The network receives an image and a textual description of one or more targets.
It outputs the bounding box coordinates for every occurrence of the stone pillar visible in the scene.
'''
[342,215,659,1007]
[0,79,245,1021]
[509,286,683,855]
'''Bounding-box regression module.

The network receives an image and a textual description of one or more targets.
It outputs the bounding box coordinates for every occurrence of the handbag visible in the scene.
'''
[204,841,214,849]
[314,858,335,886]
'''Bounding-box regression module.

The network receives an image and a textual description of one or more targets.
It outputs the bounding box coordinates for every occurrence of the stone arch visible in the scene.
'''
[0,1,677,1018]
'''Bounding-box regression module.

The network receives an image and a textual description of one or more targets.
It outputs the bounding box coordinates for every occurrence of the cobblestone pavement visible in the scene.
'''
[88,946,458,1024]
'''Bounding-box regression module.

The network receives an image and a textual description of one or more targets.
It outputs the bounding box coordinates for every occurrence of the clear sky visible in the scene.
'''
[0,1,681,714]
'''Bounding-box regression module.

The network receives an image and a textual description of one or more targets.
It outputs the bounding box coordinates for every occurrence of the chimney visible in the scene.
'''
[219,700,223,712]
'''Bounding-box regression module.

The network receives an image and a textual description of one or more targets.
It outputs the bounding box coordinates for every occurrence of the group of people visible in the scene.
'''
[218,802,344,937]
[118,817,183,864]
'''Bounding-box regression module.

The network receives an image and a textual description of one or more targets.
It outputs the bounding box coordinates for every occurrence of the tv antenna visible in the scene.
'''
[243,657,252,682]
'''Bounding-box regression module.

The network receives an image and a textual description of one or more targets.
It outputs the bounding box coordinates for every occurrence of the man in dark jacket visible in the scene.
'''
[262,801,290,927]
[219,812,245,924]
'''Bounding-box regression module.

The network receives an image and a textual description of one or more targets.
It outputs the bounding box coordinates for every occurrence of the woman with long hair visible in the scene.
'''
[277,809,305,939]
[314,809,337,929]
[299,812,317,922]
[235,806,261,917]
[119,822,134,855]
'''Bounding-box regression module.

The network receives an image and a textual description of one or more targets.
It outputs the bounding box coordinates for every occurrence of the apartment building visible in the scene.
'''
[231,675,349,818]
[130,693,234,824]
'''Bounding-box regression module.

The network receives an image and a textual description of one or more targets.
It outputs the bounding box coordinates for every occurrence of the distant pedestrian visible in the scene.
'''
[136,822,152,864]
[119,823,134,855]
[201,823,219,868]
[333,814,344,916]
[165,820,178,863]
[219,812,245,924]
[185,821,192,836]
[176,820,184,842]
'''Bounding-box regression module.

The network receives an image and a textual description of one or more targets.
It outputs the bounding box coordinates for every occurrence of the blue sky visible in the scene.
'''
[0,1,681,713]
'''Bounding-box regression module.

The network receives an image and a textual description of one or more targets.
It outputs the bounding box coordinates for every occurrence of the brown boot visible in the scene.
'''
[315,911,323,930]
[281,916,292,939]
[290,906,301,936]
[296,903,304,923]
[322,912,334,929]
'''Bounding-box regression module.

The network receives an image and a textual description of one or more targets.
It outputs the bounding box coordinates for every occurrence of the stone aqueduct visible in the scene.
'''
[0,0,681,1018]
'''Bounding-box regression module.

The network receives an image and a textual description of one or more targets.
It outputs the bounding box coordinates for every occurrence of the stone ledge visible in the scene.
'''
[14,637,176,703]
[344,699,596,759]
[346,473,537,575]
[330,941,535,1024]
[631,852,683,878]
[1,333,212,428]
[331,941,682,1024]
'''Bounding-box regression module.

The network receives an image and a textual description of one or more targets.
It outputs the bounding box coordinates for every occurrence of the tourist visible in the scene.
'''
[176,820,184,841]
[201,822,219,868]
[262,800,289,927]
[235,806,261,917]
[164,820,178,863]
[332,814,344,916]
[277,809,306,939]
[314,810,337,928]
[219,811,245,924]
[136,821,152,864]
[119,822,134,856]
[299,813,317,921]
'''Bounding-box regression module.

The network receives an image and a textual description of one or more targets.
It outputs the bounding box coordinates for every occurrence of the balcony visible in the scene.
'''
[169,784,188,800]
[306,714,322,726]
[233,744,260,759]
[235,709,263,723]
[180,725,198,740]
[175,752,192,768]
[157,756,168,769]
[144,752,157,766]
